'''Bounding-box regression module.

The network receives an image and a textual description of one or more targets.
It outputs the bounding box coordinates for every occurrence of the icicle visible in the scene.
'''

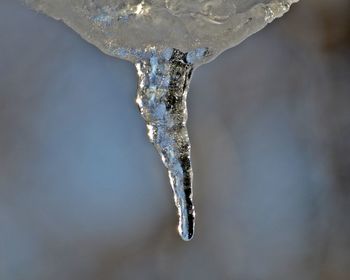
[135,49,195,241]
[26,0,299,241]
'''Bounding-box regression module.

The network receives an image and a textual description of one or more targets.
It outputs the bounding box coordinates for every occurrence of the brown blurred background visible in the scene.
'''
[0,0,349,279]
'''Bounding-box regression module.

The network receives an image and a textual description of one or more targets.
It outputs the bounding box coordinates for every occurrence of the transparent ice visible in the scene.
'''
[25,0,298,241]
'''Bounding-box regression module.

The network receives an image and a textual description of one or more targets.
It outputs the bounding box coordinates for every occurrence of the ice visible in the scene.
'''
[25,0,298,240]
[135,48,195,240]
[25,0,298,63]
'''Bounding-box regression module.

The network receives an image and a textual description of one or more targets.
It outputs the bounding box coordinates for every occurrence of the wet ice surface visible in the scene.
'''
[24,0,298,240]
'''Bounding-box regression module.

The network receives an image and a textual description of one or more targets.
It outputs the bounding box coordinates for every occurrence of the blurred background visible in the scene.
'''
[0,0,349,279]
